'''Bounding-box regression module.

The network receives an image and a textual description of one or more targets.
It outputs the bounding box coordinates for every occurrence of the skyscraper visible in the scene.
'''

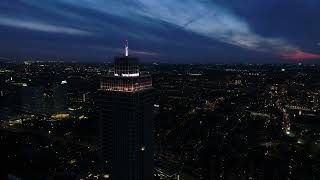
[98,40,154,180]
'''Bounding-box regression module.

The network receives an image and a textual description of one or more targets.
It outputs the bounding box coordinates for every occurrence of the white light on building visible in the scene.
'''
[122,73,140,77]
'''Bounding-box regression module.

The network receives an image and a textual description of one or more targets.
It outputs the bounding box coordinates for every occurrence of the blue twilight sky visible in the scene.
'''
[1,0,320,63]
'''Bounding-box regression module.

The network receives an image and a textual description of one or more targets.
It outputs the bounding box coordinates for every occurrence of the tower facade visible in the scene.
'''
[98,41,154,180]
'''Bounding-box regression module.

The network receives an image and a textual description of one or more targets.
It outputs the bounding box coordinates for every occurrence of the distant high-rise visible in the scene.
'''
[97,40,154,180]
[20,82,67,115]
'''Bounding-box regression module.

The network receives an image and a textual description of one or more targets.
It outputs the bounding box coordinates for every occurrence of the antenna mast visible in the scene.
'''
[125,40,128,57]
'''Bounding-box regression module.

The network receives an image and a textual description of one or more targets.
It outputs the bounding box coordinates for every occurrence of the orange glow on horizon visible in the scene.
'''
[281,50,320,61]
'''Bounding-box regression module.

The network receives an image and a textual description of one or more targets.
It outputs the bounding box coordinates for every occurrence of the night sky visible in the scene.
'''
[1,0,320,63]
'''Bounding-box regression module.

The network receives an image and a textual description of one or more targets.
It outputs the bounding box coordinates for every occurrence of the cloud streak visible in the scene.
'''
[18,0,167,43]
[0,16,94,36]
[134,0,320,60]
[280,50,320,60]
[89,46,158,57]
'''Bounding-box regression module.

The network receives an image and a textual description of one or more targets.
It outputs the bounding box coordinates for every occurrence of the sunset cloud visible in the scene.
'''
[281,50,320,60]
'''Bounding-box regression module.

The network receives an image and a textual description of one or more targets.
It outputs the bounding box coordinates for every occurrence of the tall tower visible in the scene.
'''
[98,41,154,180]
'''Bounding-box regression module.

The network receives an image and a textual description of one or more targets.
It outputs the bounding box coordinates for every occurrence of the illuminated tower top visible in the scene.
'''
[114,40,139,77]
[100,41,152,92]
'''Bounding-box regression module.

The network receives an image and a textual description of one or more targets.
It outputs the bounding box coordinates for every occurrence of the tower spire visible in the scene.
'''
[125,39,128,57]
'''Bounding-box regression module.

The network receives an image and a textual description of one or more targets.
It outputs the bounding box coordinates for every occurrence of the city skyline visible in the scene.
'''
[1,51,320,179]
[1,0,320,63]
